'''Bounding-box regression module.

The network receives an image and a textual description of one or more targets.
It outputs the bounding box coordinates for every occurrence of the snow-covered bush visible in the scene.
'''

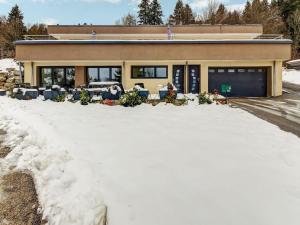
[199,92,213,104]
[80,89,90,105]
[120,89,144,107]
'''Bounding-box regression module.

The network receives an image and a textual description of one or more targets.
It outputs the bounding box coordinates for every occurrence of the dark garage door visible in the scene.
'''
[208,67,267,97]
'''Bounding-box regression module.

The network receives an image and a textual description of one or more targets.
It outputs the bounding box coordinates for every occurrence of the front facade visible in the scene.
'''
[16,25,292,97]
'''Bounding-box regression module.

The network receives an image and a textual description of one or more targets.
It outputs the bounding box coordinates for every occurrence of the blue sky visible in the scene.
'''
[0,0,246,25]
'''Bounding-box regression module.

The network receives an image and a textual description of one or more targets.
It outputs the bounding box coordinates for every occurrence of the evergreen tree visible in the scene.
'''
[7,5,26,40]
[215,4,227,24]
[287,9,300,58]
[242,1,253,23]
[183,4,194,25]
[172,0,184,25]
[138,0,151,25]
[149,0,163,25]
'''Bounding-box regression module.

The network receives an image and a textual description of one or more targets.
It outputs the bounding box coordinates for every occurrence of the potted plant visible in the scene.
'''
[159,83,177,100]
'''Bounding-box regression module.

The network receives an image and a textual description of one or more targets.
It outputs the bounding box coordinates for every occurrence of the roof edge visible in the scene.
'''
[15,39,293,45]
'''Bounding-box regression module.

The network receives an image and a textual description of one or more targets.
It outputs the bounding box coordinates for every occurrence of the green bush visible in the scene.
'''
[120,89,144,107]
[80,89,90,105]
[54,94,66,102]
[199,92,213,105]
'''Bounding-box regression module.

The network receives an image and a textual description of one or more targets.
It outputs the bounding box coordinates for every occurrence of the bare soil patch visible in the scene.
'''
[0,172,47,225]
[0,146,11,158]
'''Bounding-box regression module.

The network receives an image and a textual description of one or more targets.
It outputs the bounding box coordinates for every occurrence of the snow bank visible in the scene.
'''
[0,58,19,73]
[283,69,300,85]
[0,98,300,225]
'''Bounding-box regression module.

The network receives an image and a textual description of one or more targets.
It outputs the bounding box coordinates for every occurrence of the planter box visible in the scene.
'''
[159,90,177,100]
[0,90,6,96]
[72,90,81,101]
[138,90,149,98]
[15,90,38,100]
[102,91,121,100]
[44,90,66,101]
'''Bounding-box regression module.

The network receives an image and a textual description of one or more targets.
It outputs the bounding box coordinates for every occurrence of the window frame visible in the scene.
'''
[40,66,75,88]
[131,66,168,79]
[86,66,122,83]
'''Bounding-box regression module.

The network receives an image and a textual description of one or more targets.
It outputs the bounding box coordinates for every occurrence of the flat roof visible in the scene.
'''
[15,39,293,45]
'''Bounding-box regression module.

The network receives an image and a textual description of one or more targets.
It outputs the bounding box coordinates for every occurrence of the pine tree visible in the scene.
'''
[215,4,227,24]
[7,5,26,40]
[242,1,252,23]
[138,0,151,25]
[172,0,184,25]
[183,4,194,25]
[149,0,163,25]
[287,9,300,58]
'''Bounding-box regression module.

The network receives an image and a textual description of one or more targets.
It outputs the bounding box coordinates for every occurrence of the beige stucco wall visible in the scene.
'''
[23,60,283,96]
[16,43,291,62]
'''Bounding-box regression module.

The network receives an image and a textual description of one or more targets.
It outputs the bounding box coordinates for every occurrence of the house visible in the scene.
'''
[15,24,292,97]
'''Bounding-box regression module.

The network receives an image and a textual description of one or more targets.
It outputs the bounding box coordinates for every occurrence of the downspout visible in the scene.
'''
[185,61,188,94]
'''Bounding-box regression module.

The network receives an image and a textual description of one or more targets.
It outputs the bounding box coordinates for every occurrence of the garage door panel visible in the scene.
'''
[208,68,267,97]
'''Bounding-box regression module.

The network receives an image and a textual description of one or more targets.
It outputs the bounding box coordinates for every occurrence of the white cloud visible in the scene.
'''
[42,17,58,25]
[225,3,245,11]
[0,0,7,3]
[190,0,208,10]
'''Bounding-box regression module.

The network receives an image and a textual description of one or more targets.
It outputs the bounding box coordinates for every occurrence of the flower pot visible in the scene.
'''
[159,90,177,100]
[138,90,149,98]
[102,91,121,100]
[0,90,6,96]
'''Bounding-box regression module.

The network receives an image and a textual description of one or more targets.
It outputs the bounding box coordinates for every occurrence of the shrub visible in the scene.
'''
[80,89,90,105]
[54,94,66,102]
[199,92,213,105]
[120,89,144,107]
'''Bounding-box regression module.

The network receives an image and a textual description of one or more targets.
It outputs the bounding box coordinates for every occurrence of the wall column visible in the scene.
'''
[273,61,283,97]
[200,63,208,93]
[75,66,85,87]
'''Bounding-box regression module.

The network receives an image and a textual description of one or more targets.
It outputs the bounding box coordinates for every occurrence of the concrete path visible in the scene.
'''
[230,85,300,138]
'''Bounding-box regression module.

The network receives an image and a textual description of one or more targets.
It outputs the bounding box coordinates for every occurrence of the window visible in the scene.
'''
[238,69,246,73]
[208,69,215,73]
[131,66,168,79]
[40,67,75,88]
[228,69,235,73]
[87,67,122,83]
[248,69,256,73]
[218,69,225,73]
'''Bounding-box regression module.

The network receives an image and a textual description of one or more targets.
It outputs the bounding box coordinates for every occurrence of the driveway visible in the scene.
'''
[230,84,300,138]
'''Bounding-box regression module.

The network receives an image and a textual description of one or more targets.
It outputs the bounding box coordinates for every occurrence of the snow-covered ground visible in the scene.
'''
[283,69,300,85]
[0,97,300,225]
[0,58,19,72]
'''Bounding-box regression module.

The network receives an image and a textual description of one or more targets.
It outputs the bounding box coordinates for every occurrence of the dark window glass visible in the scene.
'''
[41,68,52,87]
[99,68,110,81]
[40,67,75,88]
[248,69,256,73]
[144,67,155,78]
[131,66,168,79]
[156,67,167,78]
[53,68,65,86]
[88,68,98,82]
[132,67,144,78]
[66,68,75,87]
[87,67,122,83]
[111,68,122,82]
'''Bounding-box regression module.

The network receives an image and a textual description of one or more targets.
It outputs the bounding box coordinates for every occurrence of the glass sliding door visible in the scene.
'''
[99,68,110,81]
[53,68,65,86]
[41,68,52,87]
[40,67,75,88]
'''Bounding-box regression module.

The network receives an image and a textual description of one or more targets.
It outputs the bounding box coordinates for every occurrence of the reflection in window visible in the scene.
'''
[40,67,75,88]
[131,66,168,79]
[87,67,122,83]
